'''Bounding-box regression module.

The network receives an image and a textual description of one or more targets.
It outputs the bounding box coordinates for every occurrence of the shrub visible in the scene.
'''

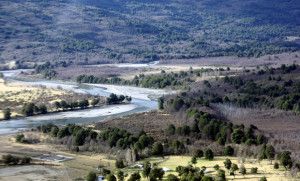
[191,156,197,164]
[106,174,117,181]
[15,134,25,143]
[260,176,267,181]
[274,162,279,169]
[279,151,293,170]
[142,161,151,178]
[117,171,124,181]
[152,142,164,156]
[217,169,226,181]
[250,167,258,174]
[50,126,59,137]
[201,176,214,181]
[204,149,214,160]
[166,174,179,181]
[3,108,11,120]
[194,149,204,158]
[115,159,125,168]
[86,171,97,181]
[20,157,31,164]
[149,167,164,180]
[128,172,141,181]
[224,158,232,170]
[214,164,220,170]
[2,154,26,165]
[224,146,234,156]
[240,165,246,176]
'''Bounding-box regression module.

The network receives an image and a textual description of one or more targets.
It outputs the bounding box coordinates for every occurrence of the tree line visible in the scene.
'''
[77,68,218,89]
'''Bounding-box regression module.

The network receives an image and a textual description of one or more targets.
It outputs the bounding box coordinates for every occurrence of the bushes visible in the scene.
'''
[149,167,164,180]
[106,93,131,105]
[106,174,117,181]
[194,149,204,158]
[250,167,258,174]
[274,162,279,169]
[224,146,234,156]
[3,108,11,120]
[204,149,214,160]
[165,109,264,147]
[128,172,141,181]
[152,142,164,156]
[21,103,49,117]
[278,151,293,170]
[239,165,247,176]
[15,134,25,143]
[231,129,245,144]
[166,174,179,181]
[54,99,93,111]
[86,171,97,181]
[2,154,31,165]
[260,177,267,181]
[73,129,88,146]
[115,159,125,169]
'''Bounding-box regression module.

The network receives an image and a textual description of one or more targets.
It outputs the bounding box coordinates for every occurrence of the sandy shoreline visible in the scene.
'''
[27,104,137,121]
[89,83,176,100]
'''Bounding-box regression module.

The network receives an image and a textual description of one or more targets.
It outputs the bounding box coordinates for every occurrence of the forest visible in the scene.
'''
[1,0,300,69]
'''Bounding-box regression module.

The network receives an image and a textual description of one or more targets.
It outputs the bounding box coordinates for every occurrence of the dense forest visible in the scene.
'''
[1,0,300,69]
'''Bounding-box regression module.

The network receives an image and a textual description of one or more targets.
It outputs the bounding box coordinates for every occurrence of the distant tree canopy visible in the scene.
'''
[76,69,213,89]
[3,108,11,120]
[106,93,131,105]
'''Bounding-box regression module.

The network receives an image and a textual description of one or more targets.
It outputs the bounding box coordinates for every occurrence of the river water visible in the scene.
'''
[0,69,169,135]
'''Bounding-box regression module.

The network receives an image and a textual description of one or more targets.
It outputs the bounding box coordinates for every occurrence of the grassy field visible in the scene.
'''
[122,156,299,181]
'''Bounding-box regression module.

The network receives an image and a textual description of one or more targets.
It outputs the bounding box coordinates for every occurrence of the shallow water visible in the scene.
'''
[0,70,164,134]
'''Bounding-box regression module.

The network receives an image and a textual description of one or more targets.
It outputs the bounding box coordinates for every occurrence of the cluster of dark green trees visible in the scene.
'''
[12,98,101,118]
[3,108,11,120]
[167,110,266,146]
[192,64,300,113]
[77,68,215,89]
[106,93,131,105]
[225,65,300,113]
[35,61,59,79]
[38,123,98,146]
[53,98,97,111]
[22,103,47,116]
[38,124,164,156]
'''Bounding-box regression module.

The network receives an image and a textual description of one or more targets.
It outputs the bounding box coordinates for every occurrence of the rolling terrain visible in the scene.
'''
[1,0,300,69]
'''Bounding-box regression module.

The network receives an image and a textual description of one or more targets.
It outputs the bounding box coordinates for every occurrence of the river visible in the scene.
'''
[0,69,172,135]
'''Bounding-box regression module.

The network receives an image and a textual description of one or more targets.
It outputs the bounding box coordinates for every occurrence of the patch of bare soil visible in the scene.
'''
[96,111,183,139]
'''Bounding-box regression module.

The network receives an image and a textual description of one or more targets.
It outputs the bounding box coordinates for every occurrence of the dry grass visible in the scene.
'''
[0,79,99,118]
[132,156,299,181]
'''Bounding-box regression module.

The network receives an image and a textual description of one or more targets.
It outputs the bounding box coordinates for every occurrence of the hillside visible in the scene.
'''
[1,0,300,69]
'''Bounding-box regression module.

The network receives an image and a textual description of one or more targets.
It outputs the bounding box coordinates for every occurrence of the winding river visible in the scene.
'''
[0,69,172,135]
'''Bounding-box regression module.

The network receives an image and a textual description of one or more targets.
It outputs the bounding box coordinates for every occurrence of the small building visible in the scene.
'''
[98,176,105,181]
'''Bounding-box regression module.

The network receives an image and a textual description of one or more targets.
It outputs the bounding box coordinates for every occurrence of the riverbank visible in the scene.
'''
[89,83,176,101]
[0,69,175,135]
